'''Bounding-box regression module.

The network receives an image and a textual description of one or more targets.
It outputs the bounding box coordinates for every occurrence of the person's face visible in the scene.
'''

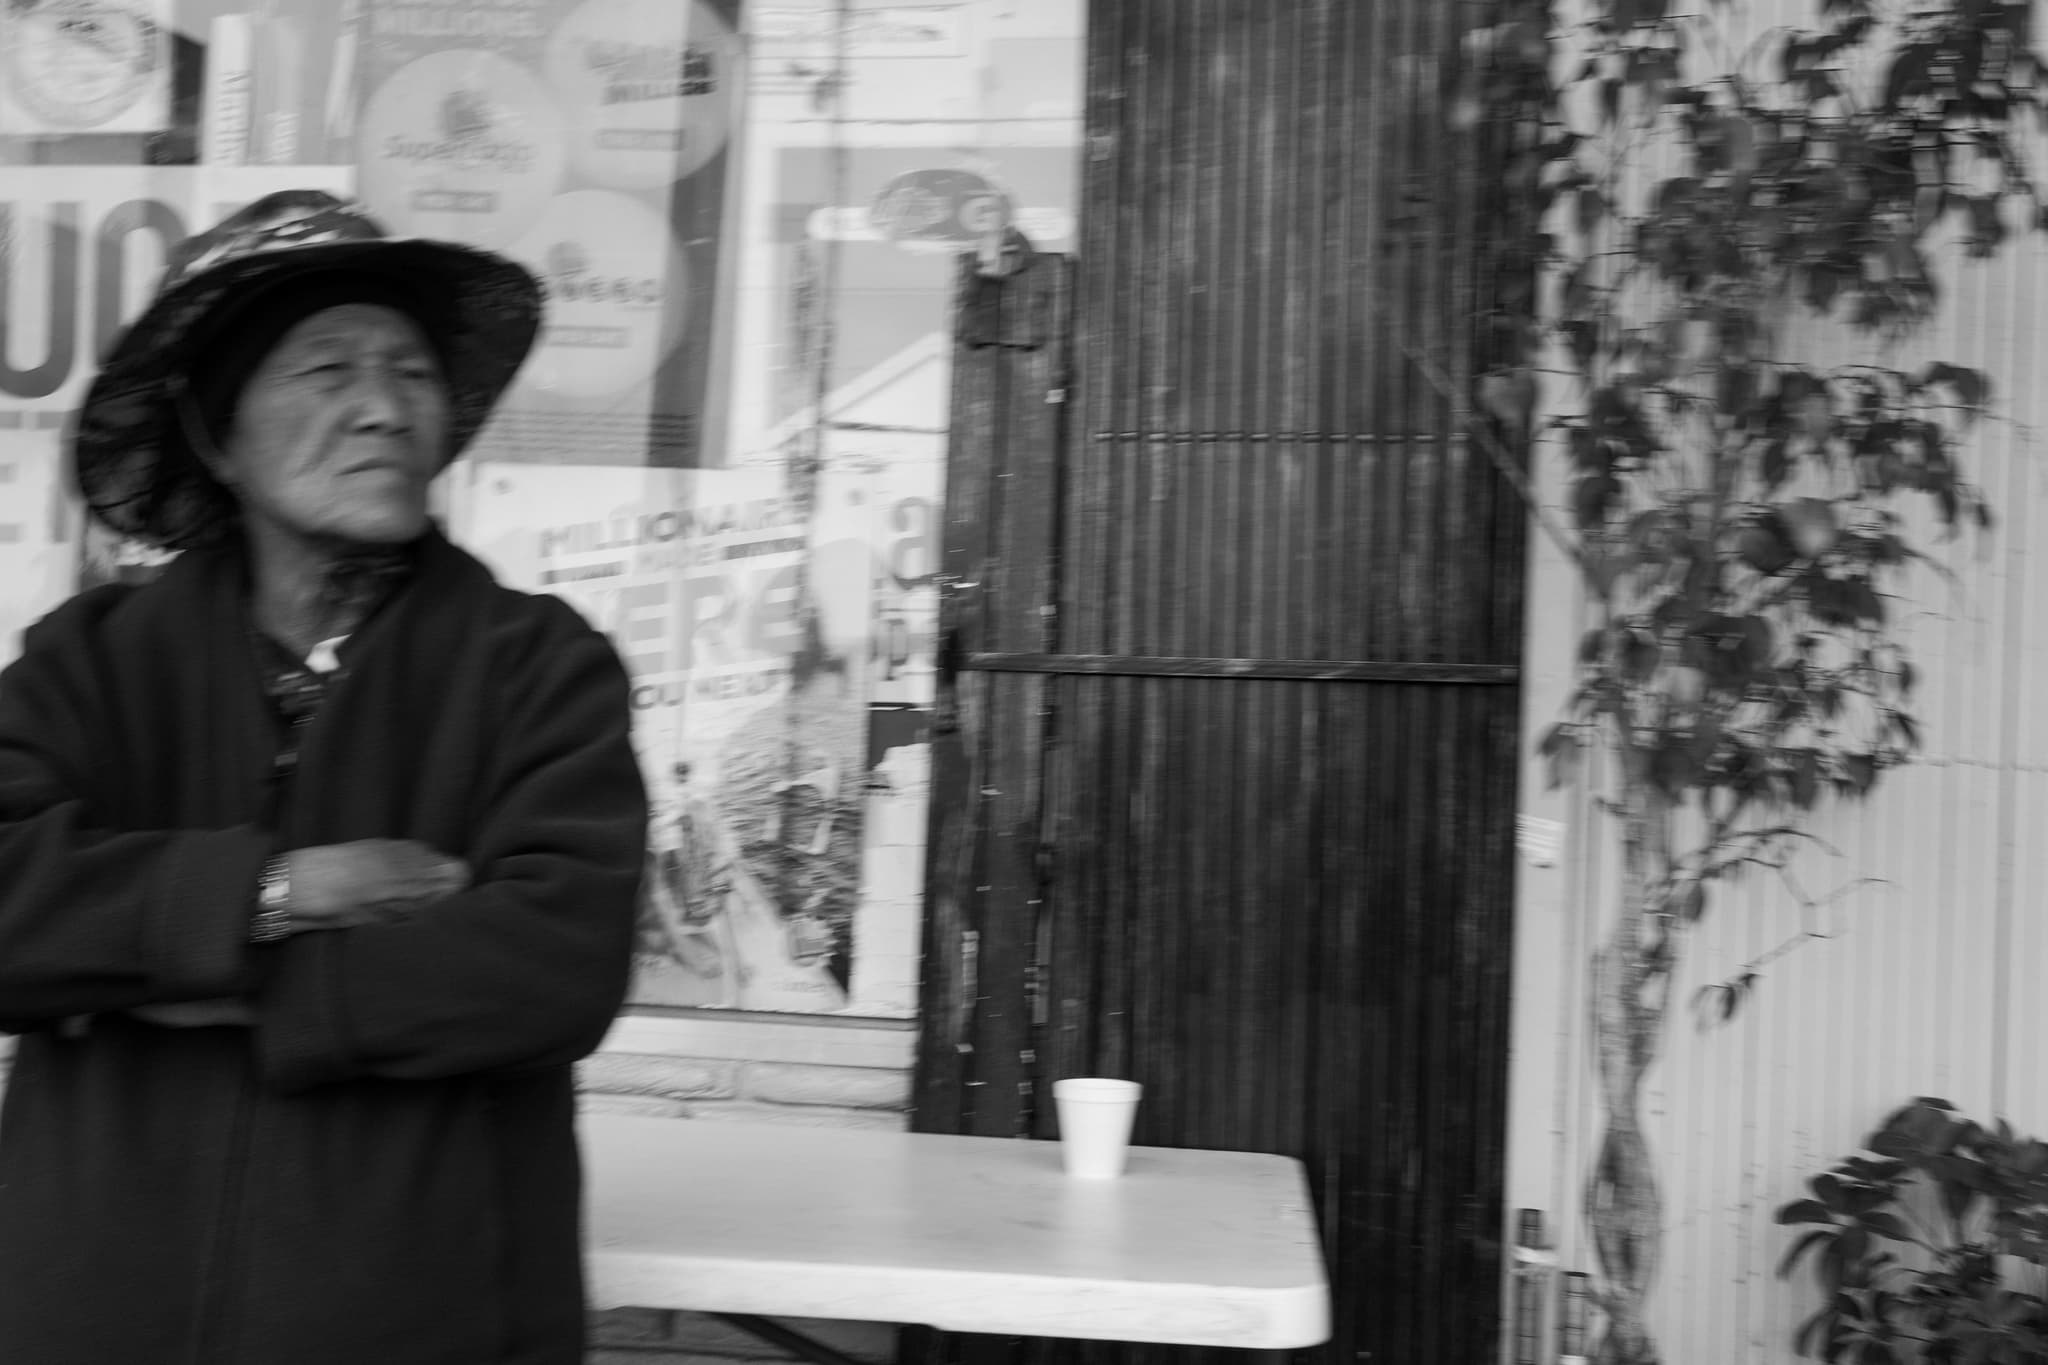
[219,302,449,548]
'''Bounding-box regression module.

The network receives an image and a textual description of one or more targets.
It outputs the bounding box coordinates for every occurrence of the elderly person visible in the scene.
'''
[0,191,647,1364]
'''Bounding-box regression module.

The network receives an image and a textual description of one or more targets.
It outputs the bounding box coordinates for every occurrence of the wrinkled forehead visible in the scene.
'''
[270,302,438,357]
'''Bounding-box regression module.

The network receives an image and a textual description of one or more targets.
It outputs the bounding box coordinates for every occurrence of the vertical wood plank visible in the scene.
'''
[915,256,1072,1136]
[914,260,999,1134]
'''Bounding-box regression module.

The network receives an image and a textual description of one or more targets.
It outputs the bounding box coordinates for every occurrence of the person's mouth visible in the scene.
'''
[341,451,417,477]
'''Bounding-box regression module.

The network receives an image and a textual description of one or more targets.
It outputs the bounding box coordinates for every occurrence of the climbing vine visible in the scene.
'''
[1463,1,2045,1360]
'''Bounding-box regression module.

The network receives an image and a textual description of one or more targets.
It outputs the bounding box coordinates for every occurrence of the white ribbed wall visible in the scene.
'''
[1505,5,2048,1360]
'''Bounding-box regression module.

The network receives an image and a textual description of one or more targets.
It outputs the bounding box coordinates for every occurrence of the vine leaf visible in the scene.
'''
[1778,1200,1836,1227]
[1917,363,1990,426]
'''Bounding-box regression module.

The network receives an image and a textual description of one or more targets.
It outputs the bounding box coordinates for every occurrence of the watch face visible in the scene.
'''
[259,857,291,910]
[0,0,163,132]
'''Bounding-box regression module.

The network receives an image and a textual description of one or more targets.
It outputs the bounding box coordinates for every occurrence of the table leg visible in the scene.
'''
[712,1312,874,1365]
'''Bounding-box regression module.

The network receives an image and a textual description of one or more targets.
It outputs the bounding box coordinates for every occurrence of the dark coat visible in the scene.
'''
[0,529,646,1365]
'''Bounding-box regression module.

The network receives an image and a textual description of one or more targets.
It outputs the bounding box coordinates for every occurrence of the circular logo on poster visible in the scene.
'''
[506,189,689,400]
[0,0,159,131]
[868,169,1013,247]
[357,49,567,250]
[543,0,739,190]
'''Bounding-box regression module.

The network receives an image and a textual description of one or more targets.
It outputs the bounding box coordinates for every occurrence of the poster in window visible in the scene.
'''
[454,459,918,1013]
[0,0,172,137]
[442,308,943,1019]
[763,143,1076,434]
[356,0,744,468]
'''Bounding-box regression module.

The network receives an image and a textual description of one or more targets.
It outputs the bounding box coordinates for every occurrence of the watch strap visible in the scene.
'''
[250,853,293,944]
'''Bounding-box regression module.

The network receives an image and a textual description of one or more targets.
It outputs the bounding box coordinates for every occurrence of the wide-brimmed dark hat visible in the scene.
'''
[73,189,542,550]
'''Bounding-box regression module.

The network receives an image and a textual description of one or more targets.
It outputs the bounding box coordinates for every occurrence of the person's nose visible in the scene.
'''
[351,363,412,433]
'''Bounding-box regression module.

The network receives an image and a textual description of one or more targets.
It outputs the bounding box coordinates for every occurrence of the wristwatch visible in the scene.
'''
[249,854,294,944]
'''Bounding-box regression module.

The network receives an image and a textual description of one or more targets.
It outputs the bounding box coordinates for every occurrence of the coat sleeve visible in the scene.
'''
[252,607,648,1092]
[0,605,269,1027]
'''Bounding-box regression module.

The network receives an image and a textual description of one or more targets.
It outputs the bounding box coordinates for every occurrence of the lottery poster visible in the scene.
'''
[455,452,937,1014]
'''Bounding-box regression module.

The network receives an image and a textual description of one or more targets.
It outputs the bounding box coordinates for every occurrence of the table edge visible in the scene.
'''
[586,1248,1334,1350]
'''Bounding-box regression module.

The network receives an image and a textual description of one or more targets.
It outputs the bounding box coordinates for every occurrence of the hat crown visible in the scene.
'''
[165,191,392,294]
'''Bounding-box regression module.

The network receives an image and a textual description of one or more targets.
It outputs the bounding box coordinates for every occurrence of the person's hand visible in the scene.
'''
[286,839,472,931]
[128,843,467,1028]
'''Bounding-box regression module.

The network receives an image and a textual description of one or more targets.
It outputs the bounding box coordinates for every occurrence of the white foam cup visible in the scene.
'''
[1052,1078,1142,1179]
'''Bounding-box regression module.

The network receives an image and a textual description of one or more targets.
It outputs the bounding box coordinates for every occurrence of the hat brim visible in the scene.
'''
[74,236,542,550]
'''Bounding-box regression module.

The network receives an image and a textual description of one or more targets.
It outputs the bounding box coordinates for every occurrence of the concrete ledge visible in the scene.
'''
[581,1094,695,1119]
[599,1014,915,1071]
[581,1054,741,1101]
[689,1102,908,1131]
[745,1063,911,1110]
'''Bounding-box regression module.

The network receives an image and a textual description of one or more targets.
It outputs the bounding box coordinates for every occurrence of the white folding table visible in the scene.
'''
[581,1116,1331,1355]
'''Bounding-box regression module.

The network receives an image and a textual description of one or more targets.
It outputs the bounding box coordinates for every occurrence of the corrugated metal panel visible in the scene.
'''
[1041,679,1521,1365]
[1055,0,1524,1357]
[916,3,1529,1365]
[1505,1,2048,1358]
[1069,0,1519,667]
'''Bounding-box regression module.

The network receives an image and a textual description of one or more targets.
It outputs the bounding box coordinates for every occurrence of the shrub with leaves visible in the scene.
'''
[1778,1099,2048,1364]
[1465,0,2045,1359]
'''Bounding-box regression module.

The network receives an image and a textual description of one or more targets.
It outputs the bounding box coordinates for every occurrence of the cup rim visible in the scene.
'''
[1052,1077,1142,1102]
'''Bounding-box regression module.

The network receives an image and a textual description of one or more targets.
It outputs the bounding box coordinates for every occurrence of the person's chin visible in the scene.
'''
[329,502,430,546]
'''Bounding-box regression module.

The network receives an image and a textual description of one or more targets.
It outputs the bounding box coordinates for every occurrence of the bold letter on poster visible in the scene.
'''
[94,200,185,365]
[0,203,80,401]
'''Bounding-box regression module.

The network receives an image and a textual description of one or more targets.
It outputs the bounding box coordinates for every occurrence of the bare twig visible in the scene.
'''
[1401,342,1601,595]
